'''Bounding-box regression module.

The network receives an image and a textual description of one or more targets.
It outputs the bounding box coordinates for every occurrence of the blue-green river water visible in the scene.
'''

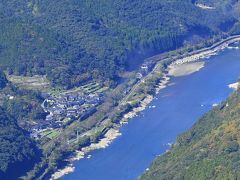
[63,48,240,180]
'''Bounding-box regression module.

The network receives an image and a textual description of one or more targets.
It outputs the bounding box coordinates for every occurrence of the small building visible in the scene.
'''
[136,73,143,79]
[140,64,149,75]
[47,96,55,101]
[68,94,78,101]
[141,64,148,70]
[73,105,81,109]
[57,103,66,109]
[66,109,78,117]
[46,114,54,121]
[80,107,97,121]
[30,131,41,139]
[53,108,65,115]
[51,122,62,129]
[76,99,85,105]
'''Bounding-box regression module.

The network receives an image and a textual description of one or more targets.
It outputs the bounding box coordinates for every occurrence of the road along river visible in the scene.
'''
[62,46,240,180]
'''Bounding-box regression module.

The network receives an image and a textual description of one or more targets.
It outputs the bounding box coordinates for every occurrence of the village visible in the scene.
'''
[30,90,104,139]
[29,62,153,139]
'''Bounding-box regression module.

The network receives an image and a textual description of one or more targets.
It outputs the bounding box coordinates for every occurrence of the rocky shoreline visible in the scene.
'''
[51,95,155,179]
[51,128,122,179]
[229,82,239,90]
[50,35,240,179]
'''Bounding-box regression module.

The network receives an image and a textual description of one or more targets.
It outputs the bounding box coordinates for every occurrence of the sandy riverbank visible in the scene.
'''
[51,128,122,179]
[51,71,173,179]
[50,36,240,179]
[51,165,75,180]
[228,82,239,90]
[122,95,153,120]
[172,36,240,66]
[168,61,205,77]
[167,36,240,77]
[51,94,157,179]
[82,129,122,152]
[156,74,170,94]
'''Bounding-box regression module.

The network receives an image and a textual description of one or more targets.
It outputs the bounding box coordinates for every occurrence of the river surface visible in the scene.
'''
[63,48,240,180]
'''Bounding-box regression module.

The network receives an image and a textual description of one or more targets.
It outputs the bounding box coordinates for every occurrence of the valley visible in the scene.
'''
[1,0,240,179]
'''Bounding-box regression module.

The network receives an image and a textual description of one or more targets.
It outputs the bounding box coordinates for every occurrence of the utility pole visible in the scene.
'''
[67,137,70,145]
[77,130,79,142]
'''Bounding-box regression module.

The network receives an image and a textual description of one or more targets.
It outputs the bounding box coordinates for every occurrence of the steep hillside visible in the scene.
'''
[141,89,240,180]
[0,70,44,178]
[1,0,240,178]
[0,0,239,88]
[0,107,41,179]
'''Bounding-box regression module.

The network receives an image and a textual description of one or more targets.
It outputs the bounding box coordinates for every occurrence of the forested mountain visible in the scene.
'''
[0,0,239,88]
[0,70,45,178]
[0,0,240,179]
[0,107,41,179]
[141,90,240,180]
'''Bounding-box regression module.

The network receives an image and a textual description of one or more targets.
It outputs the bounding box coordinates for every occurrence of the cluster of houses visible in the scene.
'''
[136,62,152,79]
[30,62,153,139]
[30,92,103,139]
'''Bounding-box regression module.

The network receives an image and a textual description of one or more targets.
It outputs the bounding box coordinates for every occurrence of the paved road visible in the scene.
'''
[120,35,240,105]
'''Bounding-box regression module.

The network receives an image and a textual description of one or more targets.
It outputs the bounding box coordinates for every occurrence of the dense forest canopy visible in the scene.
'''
[0,0,239,88]
[0,107,40,179]
[0,71,45,178]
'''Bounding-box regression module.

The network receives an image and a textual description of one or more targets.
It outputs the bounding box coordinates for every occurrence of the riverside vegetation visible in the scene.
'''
[141,89,240,180]
[1,0,240,179]
[1,0,240,88]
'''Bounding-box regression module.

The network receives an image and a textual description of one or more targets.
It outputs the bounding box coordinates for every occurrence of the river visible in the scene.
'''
[62,47,240,180]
